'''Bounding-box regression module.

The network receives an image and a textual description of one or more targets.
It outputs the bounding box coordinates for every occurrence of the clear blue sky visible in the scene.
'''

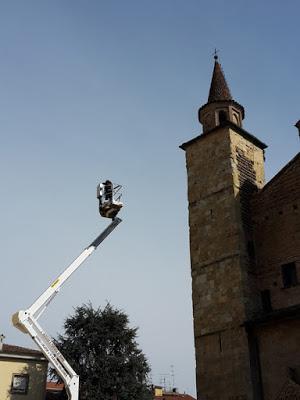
[0,1,299,396]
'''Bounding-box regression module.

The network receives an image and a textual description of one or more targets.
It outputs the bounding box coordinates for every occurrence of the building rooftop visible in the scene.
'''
[254,151,300,196]
[154,392,196,400]
[46,382,64,391]
[0,343,45,358]
[154,394,196,400]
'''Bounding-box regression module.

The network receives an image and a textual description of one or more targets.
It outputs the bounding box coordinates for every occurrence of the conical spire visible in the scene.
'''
[208,56,232,103]
[198,55,245,133]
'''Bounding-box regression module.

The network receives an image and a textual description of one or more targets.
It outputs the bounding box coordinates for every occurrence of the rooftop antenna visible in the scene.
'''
[170,364,175,389]
[159,374,169,392]
[0,334,5,351]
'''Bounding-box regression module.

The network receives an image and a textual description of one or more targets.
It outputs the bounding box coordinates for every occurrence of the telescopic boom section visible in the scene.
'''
[12,182,123,400]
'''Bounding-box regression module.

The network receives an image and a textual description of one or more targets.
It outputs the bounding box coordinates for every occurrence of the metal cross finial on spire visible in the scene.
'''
[213,48,219,61]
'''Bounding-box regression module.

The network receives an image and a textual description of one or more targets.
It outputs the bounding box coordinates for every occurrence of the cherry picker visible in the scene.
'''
[12,181,123,400]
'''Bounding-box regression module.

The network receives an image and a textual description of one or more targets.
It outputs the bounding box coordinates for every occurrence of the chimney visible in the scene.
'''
[0,334,5,351]
[295,120,300,139]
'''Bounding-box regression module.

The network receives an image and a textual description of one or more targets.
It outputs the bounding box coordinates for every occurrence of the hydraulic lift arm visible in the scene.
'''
[12,215,122,400]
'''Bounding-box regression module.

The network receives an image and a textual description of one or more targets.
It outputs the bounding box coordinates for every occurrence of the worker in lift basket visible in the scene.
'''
[103,180,113,203]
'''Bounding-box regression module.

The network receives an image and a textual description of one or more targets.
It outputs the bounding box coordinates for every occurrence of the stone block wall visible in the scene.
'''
[254,319,300,400]
[196,326,253,400]
[183,126,266,399]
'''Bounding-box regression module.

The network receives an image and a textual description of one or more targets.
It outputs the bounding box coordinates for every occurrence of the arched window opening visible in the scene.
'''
[233,113,240,126]
[219,110,227,124]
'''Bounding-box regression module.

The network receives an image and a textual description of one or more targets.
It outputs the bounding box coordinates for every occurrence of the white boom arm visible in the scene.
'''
[12,217,122,400]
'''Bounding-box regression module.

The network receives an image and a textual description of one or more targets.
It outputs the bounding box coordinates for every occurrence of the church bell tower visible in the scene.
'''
[180,57,267,400]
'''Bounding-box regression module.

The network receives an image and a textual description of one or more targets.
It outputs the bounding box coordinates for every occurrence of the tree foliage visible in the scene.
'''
[51,303,152,400]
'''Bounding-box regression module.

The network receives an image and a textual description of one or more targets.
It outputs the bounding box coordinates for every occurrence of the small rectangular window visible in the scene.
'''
[11,374,29,394]
[289,366,300,385]
[247,241,256,260]
[282,263,298,288]
[261,290,272,313]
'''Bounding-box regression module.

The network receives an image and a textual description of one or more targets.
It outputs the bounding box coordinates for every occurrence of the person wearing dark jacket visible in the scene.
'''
[104,180,113,202]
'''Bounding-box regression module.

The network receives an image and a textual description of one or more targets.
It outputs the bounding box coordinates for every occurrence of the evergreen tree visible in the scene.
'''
[51,303,152,400]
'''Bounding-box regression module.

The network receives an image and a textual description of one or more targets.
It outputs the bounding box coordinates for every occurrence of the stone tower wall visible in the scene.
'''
[253,319,300,400]
[184,126,265,400]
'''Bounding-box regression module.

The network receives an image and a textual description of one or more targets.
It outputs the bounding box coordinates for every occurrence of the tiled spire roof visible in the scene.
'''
[208,57,232,103]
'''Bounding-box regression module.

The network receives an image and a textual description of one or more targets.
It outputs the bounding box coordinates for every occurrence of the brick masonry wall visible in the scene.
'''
[252,153,300,310]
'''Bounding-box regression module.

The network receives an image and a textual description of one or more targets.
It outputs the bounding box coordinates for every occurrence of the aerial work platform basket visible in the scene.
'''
[97,180,123,219]
[12,178,124,400]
